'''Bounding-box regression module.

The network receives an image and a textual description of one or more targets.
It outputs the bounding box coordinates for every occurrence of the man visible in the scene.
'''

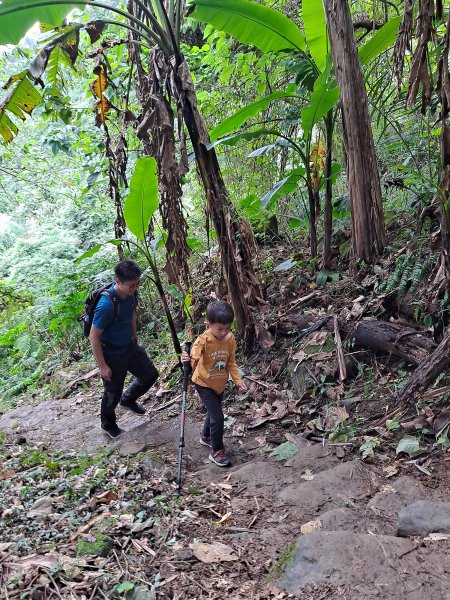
[89,259,158,438]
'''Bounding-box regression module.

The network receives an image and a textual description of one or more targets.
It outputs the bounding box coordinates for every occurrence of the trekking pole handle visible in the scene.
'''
[182,342,192,384]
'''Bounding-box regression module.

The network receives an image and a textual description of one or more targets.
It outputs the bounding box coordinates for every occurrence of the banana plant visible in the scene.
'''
[191,0,401,264]
[76,156,183,355]
[191,0,336,259]
[0,0,263,345]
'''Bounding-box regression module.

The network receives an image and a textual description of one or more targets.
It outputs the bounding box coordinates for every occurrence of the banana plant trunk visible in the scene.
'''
[323,0,386,266]
[170,58,261,349]
[322,111,334,269]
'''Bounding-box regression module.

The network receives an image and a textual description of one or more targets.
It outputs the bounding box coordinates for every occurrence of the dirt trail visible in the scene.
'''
[1,391,450,599]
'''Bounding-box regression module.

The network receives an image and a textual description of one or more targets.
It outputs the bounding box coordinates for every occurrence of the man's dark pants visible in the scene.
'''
[101,345,158,428]
[195,384,224,453]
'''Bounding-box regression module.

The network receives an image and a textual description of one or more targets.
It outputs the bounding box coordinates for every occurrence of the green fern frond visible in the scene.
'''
[382,235,434,298]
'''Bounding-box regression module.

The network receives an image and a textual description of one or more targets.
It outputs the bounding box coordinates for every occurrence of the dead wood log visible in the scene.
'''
[280,314,436,365]
[345,319,436,366]
[396,326,450,405]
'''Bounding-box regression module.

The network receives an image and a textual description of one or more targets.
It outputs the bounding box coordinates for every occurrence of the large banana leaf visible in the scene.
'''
[302,0,328,72]
[261,168,306,209]
[124,157,159,240]
[210,87,297,141]
[190,0,306,53]
[358,17,401,65]
[206,129,280,150]
[301,67,340,138]
[0,0,82,45]
[75,240,121,264]
[0,71,42,143]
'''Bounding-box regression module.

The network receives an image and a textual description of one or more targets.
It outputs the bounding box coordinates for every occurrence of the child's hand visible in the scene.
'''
[180,351,190,363]
[237,382,247,393]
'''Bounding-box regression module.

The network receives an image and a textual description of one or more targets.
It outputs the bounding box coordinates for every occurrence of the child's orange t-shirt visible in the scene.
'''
[190,329,242,394]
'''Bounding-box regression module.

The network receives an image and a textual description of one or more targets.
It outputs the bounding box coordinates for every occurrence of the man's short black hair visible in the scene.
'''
[115,259,142,282]
[206,300,234,325]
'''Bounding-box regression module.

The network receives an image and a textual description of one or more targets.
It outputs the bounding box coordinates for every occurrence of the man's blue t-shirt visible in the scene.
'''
[92,285,136,354]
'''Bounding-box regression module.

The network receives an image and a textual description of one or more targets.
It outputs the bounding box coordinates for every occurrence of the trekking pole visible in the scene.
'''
[175,341,192,497]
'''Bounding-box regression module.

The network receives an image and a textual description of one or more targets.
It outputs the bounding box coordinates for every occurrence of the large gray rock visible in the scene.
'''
[278,460,378,516]
[397,500,450,537]
[277,531,417,599]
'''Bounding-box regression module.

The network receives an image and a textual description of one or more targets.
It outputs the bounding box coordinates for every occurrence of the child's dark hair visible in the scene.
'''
[206,300,234,325]
[115,259,142,282]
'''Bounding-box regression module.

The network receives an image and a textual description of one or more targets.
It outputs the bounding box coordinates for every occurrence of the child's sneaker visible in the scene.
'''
[209,449,231,467]
[199,435,212,448]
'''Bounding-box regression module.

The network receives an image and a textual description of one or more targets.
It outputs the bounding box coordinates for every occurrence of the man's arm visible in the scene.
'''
[131,311,137,345]
[89,325,112,381]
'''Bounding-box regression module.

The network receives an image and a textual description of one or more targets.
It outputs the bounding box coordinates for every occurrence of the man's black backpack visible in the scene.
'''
[79,283,120,337]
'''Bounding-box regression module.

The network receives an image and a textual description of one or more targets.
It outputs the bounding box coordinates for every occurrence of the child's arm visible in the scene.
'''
[227,337,247,392]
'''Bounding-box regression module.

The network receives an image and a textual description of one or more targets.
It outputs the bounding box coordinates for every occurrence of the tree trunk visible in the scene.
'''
[437,11,450,290]
[170,58,262,349]
[323,0,386,266]
[396,326,450,404]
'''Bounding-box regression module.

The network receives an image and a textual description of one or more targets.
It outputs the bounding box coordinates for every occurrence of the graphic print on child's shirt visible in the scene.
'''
[206,350,229,378]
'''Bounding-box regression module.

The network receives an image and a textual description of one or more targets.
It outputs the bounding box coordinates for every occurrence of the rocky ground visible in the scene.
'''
[2,247,450,598]
[1,374,450,599]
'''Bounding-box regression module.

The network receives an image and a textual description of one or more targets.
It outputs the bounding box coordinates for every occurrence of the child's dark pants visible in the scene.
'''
[195,384,225,452]
[101,345,158,429]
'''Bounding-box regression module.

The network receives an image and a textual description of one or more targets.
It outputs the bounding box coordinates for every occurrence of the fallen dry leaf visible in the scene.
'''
[5,552,61,575]
[27,496,53,518]
[255,322,275,350]
[90,489,119,506]
[0,542,12,552]
[215,511,232,525]
[301,518,322,534]
[382,464,399,478]
[189,541,238,563]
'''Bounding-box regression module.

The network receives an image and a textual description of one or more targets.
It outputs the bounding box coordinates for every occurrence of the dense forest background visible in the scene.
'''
[0,0,448,410]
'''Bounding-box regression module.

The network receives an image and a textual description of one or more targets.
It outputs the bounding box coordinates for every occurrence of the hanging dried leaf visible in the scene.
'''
[85,20,106,44]
[393,0,416,89]
[405,0,434,110]
[91,65,108,99]
[30,25,81,80]
[135,48,191,287]
[310,140,325,190]
[94,96,112,126]
[90,65,111,126]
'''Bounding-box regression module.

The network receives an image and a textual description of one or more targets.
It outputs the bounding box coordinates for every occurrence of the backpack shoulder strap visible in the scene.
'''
[101,290,120,325]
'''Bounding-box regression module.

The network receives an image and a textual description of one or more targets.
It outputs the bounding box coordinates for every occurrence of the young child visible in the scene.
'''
[181,300,246,466]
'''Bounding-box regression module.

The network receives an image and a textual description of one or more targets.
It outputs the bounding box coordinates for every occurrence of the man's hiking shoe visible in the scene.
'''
[199,435,212,448]
[209,449,231,467]
[101,424,124,439]
[120,399,145,415]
